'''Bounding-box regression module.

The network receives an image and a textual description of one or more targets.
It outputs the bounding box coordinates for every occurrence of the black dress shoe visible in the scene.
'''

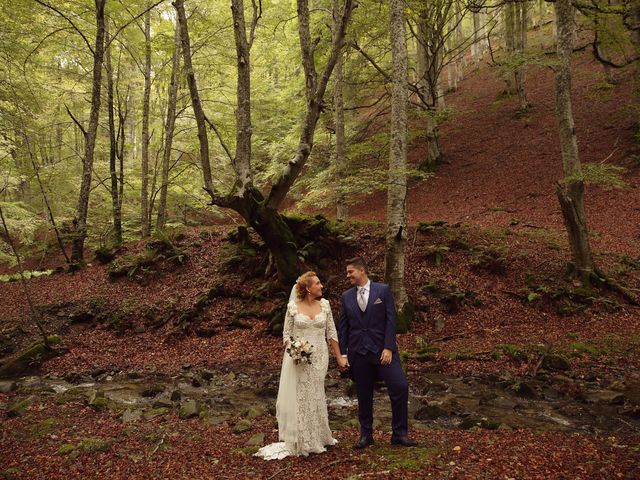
[390,435,417,447]
[353,436,375,449]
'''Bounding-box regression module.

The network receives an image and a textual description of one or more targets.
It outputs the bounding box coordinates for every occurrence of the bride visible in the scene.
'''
[255,271,348,459]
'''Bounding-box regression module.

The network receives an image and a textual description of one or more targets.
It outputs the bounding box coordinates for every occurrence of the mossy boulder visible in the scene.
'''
[178,399,200,419]
[0,336,63,379]
[232,419,253,433]
[7,396,36,417]
[58,437,115,459]
[542,354,571,372]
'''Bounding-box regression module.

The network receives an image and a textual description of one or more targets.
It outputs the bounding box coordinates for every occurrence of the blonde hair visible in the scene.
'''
[295,271,317,300]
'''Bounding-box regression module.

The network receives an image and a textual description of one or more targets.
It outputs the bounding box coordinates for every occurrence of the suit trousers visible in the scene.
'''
[350,350,409,438]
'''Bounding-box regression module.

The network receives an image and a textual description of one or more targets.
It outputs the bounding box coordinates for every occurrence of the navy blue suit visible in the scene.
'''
[338,282,409,438]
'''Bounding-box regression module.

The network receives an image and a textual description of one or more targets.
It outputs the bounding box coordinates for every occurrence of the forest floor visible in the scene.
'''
[2,39,640,480]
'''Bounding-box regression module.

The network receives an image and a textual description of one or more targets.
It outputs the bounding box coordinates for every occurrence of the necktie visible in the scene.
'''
[357,287,367,312]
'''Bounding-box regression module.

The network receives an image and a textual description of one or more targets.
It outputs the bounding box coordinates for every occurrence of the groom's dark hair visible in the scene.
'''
[346,256,367,272]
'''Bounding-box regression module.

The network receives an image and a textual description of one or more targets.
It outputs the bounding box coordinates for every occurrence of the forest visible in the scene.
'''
[1,0,639,478]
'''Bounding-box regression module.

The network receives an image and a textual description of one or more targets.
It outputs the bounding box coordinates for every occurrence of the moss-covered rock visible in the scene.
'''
[178,399,200,419]
[232,418,253,433]
[0,336,63,379]
[7,396,36,417]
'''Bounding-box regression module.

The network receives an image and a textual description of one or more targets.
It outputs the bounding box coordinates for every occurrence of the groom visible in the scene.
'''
[338,257,416,449]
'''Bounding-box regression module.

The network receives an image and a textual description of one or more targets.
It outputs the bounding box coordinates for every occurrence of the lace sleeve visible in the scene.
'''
[323,299,338,342]
[282,302,295,345]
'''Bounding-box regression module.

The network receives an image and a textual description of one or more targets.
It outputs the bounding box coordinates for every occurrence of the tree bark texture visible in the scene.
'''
[105,19,123,245]
[333,0,348,221]
[157,19,181,230]
[71,0,106,262]
[140,7,152,238]
[385,0,409,313]
[554,0,595,282]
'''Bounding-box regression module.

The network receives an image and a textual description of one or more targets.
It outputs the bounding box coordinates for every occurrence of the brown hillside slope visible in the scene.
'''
[350,52,640,256]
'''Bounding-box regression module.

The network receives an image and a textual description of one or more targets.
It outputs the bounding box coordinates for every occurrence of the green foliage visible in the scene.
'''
[0,202,46,266]
[0,270,53,282]
[577,163,627,189]
[423,244,450,266]
[470,246,508,274]
[493,343,528,362]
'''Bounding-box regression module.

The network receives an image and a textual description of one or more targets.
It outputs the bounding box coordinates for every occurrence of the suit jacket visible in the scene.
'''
[338,282,398,363]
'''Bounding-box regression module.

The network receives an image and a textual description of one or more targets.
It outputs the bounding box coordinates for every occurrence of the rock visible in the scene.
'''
[87,389,106,409]
[584,390,625,405]
[152,397,174,409]
[480,395,518,410]
[121,409,143,423]
[62,372,84,384]
[89,367,109,378]
[191,376,202,388]
[458,416,481,430]
[232,419,253,433]
[143,407,170,420]
[256,386,277,398]
[0,380,16,393]
[542,355,571,372]
[0,467,20,480]
[0,336,63,378]
[7,396,36,417]
[245,433,265,447]
[243,406,266,420]
[141,384,164,398]
[421,381,448,395]
[170,390,181,402]
[512,382,537,399]
[178,399,200,419]
[415,404,448,420]
[200,412,230,426]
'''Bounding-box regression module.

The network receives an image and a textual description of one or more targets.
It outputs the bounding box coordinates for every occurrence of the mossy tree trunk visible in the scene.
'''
[174,0,354,286]
[70,0,106,262]
[554,0,595,285]
[386,0,411,332]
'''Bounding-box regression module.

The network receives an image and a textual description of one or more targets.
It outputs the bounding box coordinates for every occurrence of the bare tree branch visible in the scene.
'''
[34,0,94,54]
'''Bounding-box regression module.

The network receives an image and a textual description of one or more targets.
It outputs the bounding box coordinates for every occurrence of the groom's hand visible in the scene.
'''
[380,348,392,365]
[337,356,349,371]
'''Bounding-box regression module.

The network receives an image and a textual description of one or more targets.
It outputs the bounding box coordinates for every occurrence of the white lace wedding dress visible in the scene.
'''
[255,298,339,460]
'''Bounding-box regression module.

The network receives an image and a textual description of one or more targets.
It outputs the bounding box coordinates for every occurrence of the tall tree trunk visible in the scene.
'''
[386,0,409,330]
[157,20,181,230]
[140,7,152,238]
[456,0,466,74]
[116,86,128,239]
[105,19,122,245]
[503,2,516,94]
[514,1,529,110]
[71,0,106,263]
[332,0,348,221]
[416,12,441,170]
[472,11,481,62]
[173,0,215,196]
[554,0,595,284]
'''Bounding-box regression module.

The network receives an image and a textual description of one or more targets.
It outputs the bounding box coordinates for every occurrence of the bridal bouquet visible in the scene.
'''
[286,336,314,365]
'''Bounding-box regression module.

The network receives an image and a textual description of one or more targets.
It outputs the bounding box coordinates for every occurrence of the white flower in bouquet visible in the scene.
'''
[286,336,314,364]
